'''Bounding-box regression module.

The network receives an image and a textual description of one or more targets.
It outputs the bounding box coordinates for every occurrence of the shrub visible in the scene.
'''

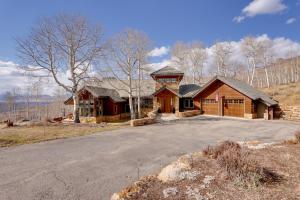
[217,146,280,187]
[202,141,241,159]
[203,141,280,187]
[283,131,300,145]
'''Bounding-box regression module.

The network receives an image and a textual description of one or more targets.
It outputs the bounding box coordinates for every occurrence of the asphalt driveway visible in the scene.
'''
[0,116,299,200]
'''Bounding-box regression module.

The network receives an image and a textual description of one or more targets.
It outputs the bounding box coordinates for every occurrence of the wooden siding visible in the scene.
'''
[194,80,254,117]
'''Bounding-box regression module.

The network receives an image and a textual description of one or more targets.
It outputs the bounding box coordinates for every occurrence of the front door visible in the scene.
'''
[161,97,172,113]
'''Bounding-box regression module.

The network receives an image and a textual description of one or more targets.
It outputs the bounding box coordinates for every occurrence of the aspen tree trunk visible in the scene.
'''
[73,92,80,123]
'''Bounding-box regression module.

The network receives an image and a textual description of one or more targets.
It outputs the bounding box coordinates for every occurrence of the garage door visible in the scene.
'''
[202,99,218,115]
[223,99,244,117]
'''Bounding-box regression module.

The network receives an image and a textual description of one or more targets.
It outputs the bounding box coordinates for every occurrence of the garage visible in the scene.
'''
[223,99,244,117]
[201,99,219,115]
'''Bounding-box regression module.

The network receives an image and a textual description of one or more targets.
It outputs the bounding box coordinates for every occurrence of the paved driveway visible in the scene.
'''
[0,116,299,200]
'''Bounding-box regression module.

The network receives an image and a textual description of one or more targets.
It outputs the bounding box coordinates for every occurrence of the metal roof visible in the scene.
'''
[150,66,184,77]
[179,84,202,98]
[84,86,125,102]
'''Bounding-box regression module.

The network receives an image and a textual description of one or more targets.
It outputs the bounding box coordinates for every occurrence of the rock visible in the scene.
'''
[202,175,214,185]
[157,160,190,182]
[111,193,123,200]
[186,186,208,200]
[162,187,178,198]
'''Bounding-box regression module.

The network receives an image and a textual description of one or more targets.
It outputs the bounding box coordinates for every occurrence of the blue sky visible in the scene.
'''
[0,0,299,61]
[0,0,300,93]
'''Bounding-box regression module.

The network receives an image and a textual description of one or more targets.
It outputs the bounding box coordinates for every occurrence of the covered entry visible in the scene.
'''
[153,87,178,113]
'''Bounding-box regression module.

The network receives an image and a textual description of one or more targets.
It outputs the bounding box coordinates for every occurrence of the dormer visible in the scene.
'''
[150,66,184,91]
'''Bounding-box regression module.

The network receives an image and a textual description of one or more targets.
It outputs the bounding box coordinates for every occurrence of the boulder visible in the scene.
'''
[158,159,192,182]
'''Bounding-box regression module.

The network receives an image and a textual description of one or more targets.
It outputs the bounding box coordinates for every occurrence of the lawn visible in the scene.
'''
[0,122,128,147]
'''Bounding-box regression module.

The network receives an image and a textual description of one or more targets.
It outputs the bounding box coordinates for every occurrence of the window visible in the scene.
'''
[202,99,217,104]
[157,78,177,83]
[114,105,118,114]
[224,99,244,104]
[142,98,153,108]
[184,99,194,108]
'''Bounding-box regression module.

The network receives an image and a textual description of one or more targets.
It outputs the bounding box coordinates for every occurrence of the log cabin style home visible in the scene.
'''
[65,66,278,122]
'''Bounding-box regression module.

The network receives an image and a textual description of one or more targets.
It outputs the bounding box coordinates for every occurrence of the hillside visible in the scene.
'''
[260,82,300,106]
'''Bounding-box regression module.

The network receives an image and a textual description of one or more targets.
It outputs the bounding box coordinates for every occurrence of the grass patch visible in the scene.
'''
[0,123,127,147]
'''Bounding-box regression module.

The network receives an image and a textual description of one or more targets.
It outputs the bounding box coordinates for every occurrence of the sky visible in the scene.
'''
[0,0,300,94]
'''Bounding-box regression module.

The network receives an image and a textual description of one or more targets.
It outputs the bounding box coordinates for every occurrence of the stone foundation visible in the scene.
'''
[244,113,256,119]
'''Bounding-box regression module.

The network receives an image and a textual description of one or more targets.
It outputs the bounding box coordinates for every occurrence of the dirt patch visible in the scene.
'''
[112,143,300,200]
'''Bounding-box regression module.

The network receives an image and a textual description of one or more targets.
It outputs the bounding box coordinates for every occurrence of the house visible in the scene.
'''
[65,66,278,122]
[151,66,278,119]
[64,80,154,122]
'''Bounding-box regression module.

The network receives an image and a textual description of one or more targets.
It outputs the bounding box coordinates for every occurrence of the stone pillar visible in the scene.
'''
[174,96,180,112]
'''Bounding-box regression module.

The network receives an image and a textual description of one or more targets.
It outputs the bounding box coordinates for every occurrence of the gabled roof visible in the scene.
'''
[179,84,201,98]
[150,66,184,77]
[192,76,278,106]
[84,86,125,102]
[152,85,181,97]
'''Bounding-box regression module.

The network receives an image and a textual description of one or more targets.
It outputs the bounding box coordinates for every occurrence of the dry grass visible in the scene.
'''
[203,141,280,187]
[0,122,127,147]
[283,131,300,145]
[115,142,300,200]
[260,82,300,105]
[202,140,241,159]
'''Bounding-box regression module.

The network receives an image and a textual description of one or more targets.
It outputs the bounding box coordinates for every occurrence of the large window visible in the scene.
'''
[157,78,177,83]
[184,99,194,108]
[142,98,153,108]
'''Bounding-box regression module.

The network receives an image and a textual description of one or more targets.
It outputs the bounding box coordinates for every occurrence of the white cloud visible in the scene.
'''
[234,0,287,23]
[148,46,170,57]
[0,60,70,95]
[144,59,172,71]
[233,16,245,23]
[286,17,296,24]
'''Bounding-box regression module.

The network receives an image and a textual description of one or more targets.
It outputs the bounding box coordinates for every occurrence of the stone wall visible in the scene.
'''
[281,105,300,121]
[175,110,201,118]
[130,117,156,127]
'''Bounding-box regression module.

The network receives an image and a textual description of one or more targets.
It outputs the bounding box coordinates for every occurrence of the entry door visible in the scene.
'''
[161,97,172,113]
[164,96,172,113]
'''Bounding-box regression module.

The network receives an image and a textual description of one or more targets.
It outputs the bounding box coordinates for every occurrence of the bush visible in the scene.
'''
[203,141,280,187]
[283,131,300,145]
[202,141,241,159]
[217,147,280,187]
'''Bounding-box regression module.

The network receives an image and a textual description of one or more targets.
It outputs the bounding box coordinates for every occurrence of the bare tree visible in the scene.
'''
[259,39,273,88]
[171,41,207,84]
[212,41,233,77]
[105,29,151,119]
[241,36,262,86]
[16,14,104,123]
[187,42,207,84]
